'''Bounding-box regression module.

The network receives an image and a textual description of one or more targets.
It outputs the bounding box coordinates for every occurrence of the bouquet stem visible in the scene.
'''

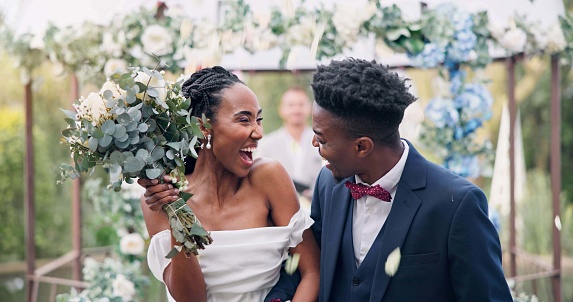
[163,197,213,258]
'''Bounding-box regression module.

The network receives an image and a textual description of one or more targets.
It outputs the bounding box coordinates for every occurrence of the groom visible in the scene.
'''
[268,58,512,301]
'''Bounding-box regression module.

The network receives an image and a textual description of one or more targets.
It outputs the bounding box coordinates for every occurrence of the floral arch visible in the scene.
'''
[1,0,571,301]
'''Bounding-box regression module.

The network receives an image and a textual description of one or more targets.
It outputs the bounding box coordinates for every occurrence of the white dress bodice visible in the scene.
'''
[147,208,313,302]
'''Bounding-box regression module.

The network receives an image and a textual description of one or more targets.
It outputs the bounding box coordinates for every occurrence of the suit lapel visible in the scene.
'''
[370,142,427,301]
[322,176,353,302]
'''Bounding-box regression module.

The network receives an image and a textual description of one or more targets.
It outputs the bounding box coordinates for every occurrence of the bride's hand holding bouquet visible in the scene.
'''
[59,66,212,257]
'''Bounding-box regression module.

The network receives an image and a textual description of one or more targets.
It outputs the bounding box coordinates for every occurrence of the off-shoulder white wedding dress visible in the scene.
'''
[147,208,313,302]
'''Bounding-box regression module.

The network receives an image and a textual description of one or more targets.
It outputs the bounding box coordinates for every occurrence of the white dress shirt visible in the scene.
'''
[352,140,409,266]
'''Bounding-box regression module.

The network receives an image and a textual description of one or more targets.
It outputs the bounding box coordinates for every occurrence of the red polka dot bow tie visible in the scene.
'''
[345,181,392,202]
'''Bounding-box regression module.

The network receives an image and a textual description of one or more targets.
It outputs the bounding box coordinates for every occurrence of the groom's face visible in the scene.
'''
[311,104,358,181]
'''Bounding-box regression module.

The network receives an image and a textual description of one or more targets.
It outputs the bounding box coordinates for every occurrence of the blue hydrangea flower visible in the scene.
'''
[443,154,480,179]
[408,43,446,68]
[425,96,459,128]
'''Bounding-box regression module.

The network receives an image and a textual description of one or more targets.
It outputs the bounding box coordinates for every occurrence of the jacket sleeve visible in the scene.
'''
[264,264,301,302]
[448,188,513,301]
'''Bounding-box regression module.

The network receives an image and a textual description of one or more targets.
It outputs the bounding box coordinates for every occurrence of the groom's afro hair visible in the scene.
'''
[311,58,417,144]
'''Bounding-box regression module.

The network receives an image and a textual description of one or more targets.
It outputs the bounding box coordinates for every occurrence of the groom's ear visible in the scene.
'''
[355,137,374,158]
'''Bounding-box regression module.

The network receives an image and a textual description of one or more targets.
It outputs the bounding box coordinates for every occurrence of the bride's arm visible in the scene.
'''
[254,159,320,302]
[139,179,207,302]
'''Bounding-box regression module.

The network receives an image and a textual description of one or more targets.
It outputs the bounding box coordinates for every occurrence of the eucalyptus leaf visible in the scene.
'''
[145,168,162,179]
[126,93,136,104]
[62,128,74,138]
[110,150,125,164]
[115,138,130,149]
[91,128,104,139]
[147,87,159,98]
[165,247,181,259]
[108,164,122,182]
[190,223,209,236]
[116,132,130,143]
[166,149,175,160]
[126,121,138,132]
[180,192,193,202]
[102,90,113,100]
[101,120,115,135]
[88,137,98,152]
[99,134,113,147]
[64,118,77,128]
[166,142,181,150]
[117,113,131,124]
[113,125,127,138]
[138,123,149,132]
[61,109,77,120]
[136,149,149,161]
[124,156,145,173]
[151,147,165,161]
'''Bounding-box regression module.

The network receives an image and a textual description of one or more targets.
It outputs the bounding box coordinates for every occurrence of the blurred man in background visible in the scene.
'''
[257,87,323,208]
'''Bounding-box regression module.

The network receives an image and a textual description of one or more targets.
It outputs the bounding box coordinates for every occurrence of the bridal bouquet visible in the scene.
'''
[59,67,212,257]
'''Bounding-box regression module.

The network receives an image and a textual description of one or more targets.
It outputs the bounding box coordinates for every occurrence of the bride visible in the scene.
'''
[138,66,320,302]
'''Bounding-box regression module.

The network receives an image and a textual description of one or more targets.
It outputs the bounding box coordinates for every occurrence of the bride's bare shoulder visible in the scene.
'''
[249,157,292,185]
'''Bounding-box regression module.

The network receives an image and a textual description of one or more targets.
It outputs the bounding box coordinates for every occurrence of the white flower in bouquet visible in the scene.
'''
[141,24,173,56]
[120,233,145,255]
[74,92,111,127]
[385,247,401,277]
[112,274,136,301]
[104,59,128,79]
[499,27,527,53]
[100,80,126,100]
[546,23,566,54]
[60,67,213,258]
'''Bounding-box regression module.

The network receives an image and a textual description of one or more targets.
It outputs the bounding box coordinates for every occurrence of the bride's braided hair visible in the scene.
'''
[181,66,244,174]
[182,66,244,121]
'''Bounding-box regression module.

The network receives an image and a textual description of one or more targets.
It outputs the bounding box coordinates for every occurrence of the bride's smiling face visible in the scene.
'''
[209,83,263,178]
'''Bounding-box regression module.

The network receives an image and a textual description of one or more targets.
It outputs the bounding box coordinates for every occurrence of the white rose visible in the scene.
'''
[487,20,506,40]
[120,181,146,200]
[332,3,375,47]
[101,32,123,57]
[286,16,316,46]
[103,59,128,79]
[499,28,527,53]
[112,274,136,301]
[100,80,126,99]
[80,92,108,126]
[141,24,173,56]
[135,71,167,103]
[546,23,566,54]
[193,19,217,49]
[120,232,145,255]
[384,247,401,277]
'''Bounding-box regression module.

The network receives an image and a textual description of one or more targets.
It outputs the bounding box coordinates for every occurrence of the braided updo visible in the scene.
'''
[182,66,244,121]
[182,66,244,174]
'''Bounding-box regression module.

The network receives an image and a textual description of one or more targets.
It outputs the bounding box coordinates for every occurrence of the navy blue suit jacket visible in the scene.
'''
[310,142,512,301]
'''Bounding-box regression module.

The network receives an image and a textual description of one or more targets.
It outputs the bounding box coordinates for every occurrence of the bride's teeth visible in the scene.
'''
[240,147,257,152]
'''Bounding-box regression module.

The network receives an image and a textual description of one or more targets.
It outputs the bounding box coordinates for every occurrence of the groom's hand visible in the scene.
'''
[138,176,179,212]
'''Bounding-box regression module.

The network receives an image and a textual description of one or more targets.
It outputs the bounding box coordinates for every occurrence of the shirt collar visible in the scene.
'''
[355,140,409,194]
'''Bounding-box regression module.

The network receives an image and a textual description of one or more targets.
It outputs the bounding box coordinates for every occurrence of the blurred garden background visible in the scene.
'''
[1,0,573,301]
